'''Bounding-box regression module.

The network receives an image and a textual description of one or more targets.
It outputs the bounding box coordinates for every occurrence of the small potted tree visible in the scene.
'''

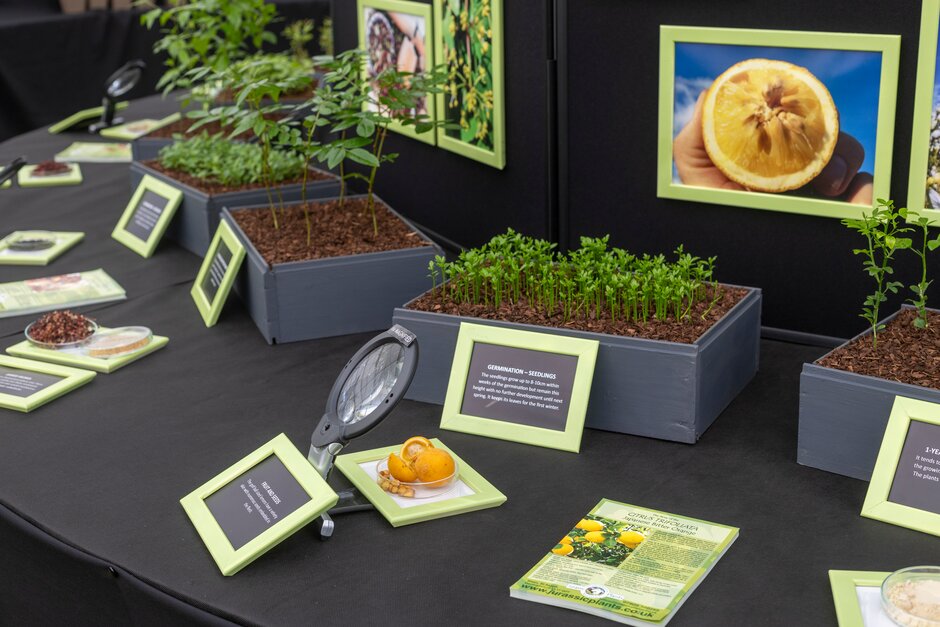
[799,200,940,479]
[392,231,763,443]
[213,50,447,343]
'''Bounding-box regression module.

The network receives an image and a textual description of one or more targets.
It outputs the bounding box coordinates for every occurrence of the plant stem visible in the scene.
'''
[366,126,388,237]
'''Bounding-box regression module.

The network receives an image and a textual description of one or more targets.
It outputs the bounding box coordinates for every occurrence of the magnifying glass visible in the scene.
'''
[308,324,419,538]
[90,60,146,133]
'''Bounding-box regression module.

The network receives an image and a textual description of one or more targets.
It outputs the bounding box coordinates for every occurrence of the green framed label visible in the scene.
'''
[434,0,506,168]
[358,0,437,145]
[99,113,181,140]
[180,433,338,576]
[0,231,83,266]
[7,328,168,374]
[908,0,940,224]
[862,396,940,537]
[441,322,598,453]
[334,438,506,527]
[0,355,95,413]
[47,102,128,134]
[829,570,891,627]
[190,220,246,328]
[18,164,83,188]
[658,26,900,220]
[111,174,184,258]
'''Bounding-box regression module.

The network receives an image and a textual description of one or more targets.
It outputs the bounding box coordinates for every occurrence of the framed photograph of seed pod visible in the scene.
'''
[358,0,437,144]
[658,26,900,220]
[908,0,940,224]
[435,0,506,169]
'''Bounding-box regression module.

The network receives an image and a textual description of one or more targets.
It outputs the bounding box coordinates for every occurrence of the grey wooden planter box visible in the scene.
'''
[131,136,173,162]
[220,196,443,344]
[392,286,762,443]
[798,306,940,481]
[129,161,341,257]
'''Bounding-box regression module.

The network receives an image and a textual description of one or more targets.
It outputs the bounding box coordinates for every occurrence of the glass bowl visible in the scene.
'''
[375,457,459,499]
[25,317,98,350]
[882,566,940,627]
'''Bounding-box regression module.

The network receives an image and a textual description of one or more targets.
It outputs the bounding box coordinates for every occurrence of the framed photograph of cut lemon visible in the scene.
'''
[441,322,598,453]
[658,26,900,220]
[908,0,940,224]
[435,0,505,169]
[358,0,436,145]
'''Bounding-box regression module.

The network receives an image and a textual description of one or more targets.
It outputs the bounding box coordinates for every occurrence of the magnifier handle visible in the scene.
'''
[308,439,345,479]
[0,157,26,186]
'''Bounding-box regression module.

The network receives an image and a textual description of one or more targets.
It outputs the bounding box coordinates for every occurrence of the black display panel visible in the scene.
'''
[200,240,233,304]
[204,454,312,551]
[124,190,169,242]
[888,420,940,516]
[460,342,578,431]
[0,366,63,398]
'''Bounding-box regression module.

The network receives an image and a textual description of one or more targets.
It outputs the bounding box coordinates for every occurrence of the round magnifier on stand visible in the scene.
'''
[308,325,419,538]
[90,60,146,134]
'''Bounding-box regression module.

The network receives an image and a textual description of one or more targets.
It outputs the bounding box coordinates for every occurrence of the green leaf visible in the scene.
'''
[347,148,380,167]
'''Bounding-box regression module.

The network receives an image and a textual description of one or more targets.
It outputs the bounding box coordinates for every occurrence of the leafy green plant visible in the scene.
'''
[138,0,278,96]
[427,229,722,327]
[905,212,940,329]
[843,199,912,347]
[283,19,314,63]
[158,135,304,187]
[224,53,314,96]
[319,16,335,58]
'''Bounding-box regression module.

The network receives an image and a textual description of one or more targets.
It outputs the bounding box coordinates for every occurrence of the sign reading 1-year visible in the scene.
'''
[863,396,940,537]
[441,322,598,452]
[191,220,246,327]
[112,174,183,258]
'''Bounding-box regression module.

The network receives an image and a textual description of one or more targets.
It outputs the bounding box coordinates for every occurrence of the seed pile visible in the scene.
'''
[32,161,71,177]
[28,310,93,344]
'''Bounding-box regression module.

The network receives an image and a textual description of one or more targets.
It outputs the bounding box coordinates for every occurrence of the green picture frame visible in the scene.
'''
[829,570,890,627]
[334,438,506,527]
[17,164,83,188]
[0,231,83,266]
[434,0,505,169]
[908,0,940,224]
[658,25,900,220]
[190,220,246,328]
[7,328,169,374]
[180,433,338,576]
[111,174,184,258]
[99,112,182,141]
[48,102,128,134]
[0,355,95,413]
[1,180,10,189]
[862,396,940,537]
[358,0,436,145]
[440,322,598,453]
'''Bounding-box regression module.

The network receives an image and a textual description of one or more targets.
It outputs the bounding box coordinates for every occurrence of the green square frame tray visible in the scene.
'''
[6,328,168,373]
[335,438,506,527]
[18,165,83,188]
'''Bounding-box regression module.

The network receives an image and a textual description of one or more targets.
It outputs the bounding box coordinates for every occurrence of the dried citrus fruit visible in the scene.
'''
[701,58,838,193]
[617,531,645,547]
[584,531,606,543]
[575,519,604,532]
[400,436,433,462]
[551,544,574,556]
[413,447,455,486]
[387,453,418,482]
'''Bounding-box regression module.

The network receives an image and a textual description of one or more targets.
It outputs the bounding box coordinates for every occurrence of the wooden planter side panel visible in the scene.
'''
[695,290,762,438]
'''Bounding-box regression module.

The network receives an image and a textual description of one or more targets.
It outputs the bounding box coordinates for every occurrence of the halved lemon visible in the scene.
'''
[701,58,839,193]
[400,436,433,463]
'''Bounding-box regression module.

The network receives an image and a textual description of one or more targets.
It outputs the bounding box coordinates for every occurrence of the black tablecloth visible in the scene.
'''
[0,96,934,627]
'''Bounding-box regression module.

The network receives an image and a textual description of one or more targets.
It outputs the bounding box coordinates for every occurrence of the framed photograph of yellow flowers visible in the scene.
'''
[435,0,506,169]
[358,0,437,145]
[658,26,900,220]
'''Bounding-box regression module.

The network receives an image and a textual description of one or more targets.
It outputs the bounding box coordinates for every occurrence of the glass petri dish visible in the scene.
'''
[374,457,459,499]
[882,566,940,627]
[25,317,98,350]
[84,326,153,358]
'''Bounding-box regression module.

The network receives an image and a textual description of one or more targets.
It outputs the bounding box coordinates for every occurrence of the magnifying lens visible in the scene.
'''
[308,324,419,538]
[90,60,146,133]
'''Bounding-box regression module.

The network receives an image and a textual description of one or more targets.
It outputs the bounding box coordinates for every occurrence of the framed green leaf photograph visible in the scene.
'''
[658,26,900,220]
[359,0,436,144]
[111,174,184,258]
[908,0,940,224]
[862,396,940,537]
[435,0,505,169]
[441,322,598,453]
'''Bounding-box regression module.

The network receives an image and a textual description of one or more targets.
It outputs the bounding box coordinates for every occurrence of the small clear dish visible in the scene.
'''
[85,326,152,358]
[25,318,98,350]
[375,457,459,499]
[882,566,940,627]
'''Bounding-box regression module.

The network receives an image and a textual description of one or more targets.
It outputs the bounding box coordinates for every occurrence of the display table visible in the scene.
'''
[0,96,930,626]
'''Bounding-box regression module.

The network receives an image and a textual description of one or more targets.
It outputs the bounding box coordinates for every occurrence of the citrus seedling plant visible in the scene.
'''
[905,212,940,329]
[283,19,315,63]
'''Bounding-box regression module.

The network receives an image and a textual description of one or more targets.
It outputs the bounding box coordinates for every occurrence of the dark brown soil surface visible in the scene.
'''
[817,308,940,389]
[407,285,748,344]
[142,160,333,195]
[231,197,428,265]
[143,113,282,140]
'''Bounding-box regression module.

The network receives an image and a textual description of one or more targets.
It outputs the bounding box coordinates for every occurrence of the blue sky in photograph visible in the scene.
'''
[674,43,883,175]
[933,33,940,118]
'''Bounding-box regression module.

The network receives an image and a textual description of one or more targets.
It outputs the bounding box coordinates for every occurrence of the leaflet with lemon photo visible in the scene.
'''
[510,499,738,625]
